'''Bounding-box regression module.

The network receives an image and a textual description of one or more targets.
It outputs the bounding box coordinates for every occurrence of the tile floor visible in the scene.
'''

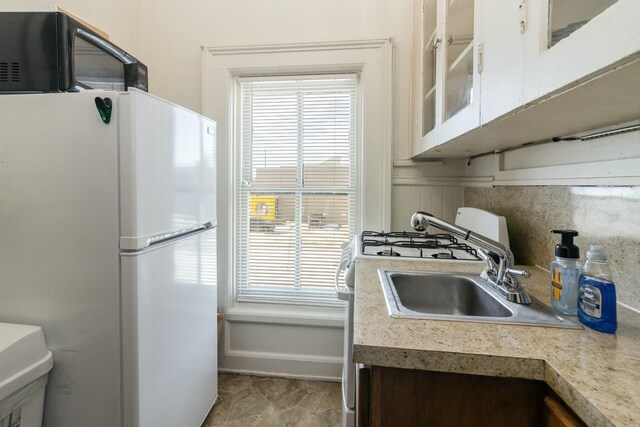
[202,373,343,427]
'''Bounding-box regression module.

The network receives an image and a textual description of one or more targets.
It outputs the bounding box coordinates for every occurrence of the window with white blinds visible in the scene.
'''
[235,75,358,306]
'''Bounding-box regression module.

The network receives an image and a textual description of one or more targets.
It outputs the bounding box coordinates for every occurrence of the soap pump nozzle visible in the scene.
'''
[551,229,580,259]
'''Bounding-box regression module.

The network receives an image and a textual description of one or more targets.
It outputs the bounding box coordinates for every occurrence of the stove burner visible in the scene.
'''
[431,252,457,260]
[377,249,401,257]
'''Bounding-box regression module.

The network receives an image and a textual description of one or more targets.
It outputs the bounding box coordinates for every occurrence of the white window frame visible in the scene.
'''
[203,40,392,320]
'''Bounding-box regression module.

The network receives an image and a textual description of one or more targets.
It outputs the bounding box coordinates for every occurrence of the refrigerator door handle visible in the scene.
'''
[121,222,215,252]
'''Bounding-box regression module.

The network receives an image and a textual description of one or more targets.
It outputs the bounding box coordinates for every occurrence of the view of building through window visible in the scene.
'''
[236,75,358,305]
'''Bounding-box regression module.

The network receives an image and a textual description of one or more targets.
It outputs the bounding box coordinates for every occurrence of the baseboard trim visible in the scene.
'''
[218,367,341,383]
[220,351,343,380]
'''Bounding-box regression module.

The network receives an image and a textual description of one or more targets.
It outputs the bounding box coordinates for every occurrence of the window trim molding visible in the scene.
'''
[203,39,393,314]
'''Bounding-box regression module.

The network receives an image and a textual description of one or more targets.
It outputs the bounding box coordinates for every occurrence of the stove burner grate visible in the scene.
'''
[361,230,480,260]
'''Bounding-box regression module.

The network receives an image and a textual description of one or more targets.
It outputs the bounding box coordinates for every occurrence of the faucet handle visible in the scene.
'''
[477,249,498,277]
[506,268,531,279]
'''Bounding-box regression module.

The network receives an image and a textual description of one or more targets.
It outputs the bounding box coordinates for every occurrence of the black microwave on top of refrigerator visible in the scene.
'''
[0,12,148,93]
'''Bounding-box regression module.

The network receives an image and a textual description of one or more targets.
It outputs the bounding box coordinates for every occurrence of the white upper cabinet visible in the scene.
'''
[411,0,640,158]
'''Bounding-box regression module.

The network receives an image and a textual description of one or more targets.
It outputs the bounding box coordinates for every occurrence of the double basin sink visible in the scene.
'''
[379,270,581,329]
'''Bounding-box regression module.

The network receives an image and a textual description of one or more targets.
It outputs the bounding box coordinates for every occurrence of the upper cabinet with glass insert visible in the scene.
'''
[410,0,481,156]
[523,0,639,103]
[410,0,640,158]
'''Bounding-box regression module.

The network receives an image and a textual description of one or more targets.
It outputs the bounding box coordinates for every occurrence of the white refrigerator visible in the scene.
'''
[0,89,218,426]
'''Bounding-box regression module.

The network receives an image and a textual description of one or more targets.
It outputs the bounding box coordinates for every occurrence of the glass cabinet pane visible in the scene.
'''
[422,0,437,136]
[548,0,618,47]
[445,45,473,120]
[445,0,474,121]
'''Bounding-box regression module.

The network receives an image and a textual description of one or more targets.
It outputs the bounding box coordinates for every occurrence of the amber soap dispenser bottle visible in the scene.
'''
[550,230,581,315]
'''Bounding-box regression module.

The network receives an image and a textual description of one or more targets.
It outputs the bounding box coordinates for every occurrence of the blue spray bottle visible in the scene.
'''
[578,245,617,334]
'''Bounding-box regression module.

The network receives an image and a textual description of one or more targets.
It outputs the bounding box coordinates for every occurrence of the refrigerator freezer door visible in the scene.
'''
[0,91,122,426]
[119,89,217,251]
[121,228,218,427]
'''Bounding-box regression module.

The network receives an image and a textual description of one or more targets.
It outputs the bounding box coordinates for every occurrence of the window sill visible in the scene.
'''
[224,302,344,328]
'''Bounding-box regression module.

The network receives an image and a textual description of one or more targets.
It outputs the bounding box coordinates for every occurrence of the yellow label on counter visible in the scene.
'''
[552,266,563,301]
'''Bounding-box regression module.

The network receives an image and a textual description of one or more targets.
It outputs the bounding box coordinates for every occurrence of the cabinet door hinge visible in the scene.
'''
[519,0,528,34]
[477,43,484,74]
[432,37,442,52]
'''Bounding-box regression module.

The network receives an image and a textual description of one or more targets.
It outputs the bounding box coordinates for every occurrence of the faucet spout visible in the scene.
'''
[410,211,531,304]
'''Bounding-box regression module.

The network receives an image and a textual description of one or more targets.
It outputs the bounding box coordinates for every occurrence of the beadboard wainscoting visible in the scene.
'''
[391,159,469,231]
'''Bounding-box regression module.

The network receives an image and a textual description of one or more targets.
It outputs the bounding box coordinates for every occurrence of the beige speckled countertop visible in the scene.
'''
[353,258,640,427]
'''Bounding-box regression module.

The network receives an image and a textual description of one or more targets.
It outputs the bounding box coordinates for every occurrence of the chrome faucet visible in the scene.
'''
[411,211,531,304]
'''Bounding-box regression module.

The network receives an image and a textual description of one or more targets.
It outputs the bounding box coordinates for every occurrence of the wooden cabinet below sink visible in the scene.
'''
[357,366,585,427]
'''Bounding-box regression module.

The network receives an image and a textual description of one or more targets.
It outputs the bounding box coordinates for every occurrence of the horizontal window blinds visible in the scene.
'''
[236,75,358,305]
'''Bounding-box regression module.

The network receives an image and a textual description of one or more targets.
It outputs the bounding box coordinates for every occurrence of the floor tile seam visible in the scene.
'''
[262,392,291,408]
[300,389,333,414]
[251,378,307,404]
[274,406,287,427]
[271,409,286,427]
[215,396,232,425]
[250,403,286,427]
[225,390,270,424]
[226,408,265,424]
[223,391,245,424]
[225,414,258,426]
[271,386,314,414]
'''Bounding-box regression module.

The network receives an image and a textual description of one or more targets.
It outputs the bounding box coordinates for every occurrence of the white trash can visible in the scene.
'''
[0,323,53,427]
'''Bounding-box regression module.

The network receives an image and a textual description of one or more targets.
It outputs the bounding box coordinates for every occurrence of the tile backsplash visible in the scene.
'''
[465,186,640,311]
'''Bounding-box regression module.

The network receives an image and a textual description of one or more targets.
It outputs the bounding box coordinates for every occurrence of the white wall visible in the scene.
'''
[0,1,142,54]
[139,0,405,122]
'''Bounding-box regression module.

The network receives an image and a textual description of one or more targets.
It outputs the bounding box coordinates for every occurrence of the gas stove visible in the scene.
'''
[358,230,481,261]
[337,228,483,427]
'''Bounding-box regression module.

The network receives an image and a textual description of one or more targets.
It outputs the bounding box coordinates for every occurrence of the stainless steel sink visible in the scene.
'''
[379,270,581,329]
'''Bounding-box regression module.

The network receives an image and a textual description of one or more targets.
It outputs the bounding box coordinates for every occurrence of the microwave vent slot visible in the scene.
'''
[0,62,21,82]
[0,63,7,82]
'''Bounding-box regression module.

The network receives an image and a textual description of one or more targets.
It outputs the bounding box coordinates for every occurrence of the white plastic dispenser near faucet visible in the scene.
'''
[455,207,510,249]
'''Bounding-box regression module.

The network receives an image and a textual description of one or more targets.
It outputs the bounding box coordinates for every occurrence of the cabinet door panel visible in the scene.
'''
[437,0,481,147]
[410,0,442,157]
[480,0,524,124]
[370,367,546,427]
